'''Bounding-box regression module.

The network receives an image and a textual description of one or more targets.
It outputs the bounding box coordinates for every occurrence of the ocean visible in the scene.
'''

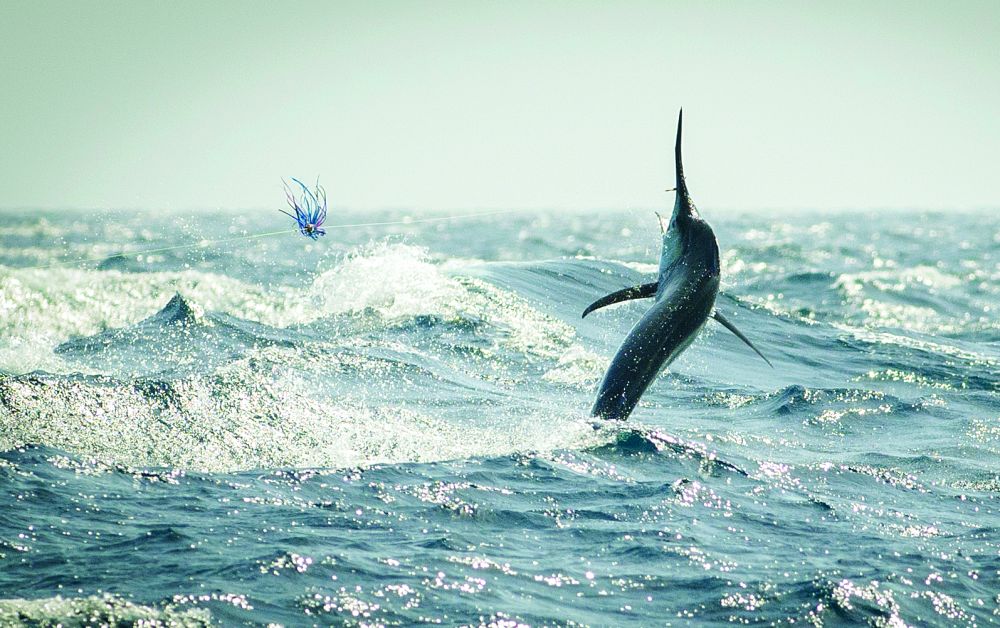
[0,208,997,626]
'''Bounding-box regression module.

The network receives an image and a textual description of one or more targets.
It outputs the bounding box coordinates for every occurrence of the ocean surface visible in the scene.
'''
[0,207,997,626]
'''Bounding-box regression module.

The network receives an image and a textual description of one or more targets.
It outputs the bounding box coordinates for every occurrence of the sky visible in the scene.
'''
[1,1,998,213]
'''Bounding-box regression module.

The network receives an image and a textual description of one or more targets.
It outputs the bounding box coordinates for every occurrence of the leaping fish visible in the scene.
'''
[585,110,772,421]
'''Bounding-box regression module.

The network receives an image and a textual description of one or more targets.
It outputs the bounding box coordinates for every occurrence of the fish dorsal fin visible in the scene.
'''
[582,282,658,318]
[712,311,773,367]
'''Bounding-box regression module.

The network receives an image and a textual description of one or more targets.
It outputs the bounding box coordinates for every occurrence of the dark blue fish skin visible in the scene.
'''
[591,110,722,421]
[591,216,720,420]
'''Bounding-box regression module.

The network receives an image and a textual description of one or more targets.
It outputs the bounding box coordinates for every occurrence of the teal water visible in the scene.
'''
[0,209,997,625]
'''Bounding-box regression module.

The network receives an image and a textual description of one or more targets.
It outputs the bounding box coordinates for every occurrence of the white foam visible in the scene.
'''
[0,346,606,471]
[0,242,609,470]
[0,242,577,374]
[0,594,212,626]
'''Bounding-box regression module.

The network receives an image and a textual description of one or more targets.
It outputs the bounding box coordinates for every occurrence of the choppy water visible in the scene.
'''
[0,208,997,626]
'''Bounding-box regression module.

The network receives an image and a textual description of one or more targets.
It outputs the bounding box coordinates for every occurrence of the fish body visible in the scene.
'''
[586,110,769,421]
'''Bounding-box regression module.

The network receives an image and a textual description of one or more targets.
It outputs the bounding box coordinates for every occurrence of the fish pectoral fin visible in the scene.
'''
[711,311,774,368]
[582,282,658,318]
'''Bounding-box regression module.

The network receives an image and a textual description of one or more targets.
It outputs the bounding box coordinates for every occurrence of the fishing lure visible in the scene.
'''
[280,178,328,240]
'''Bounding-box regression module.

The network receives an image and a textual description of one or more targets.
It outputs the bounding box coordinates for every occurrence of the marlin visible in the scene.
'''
[585,110,772,421]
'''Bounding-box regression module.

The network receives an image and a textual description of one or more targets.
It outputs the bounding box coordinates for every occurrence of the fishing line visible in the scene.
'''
[19,208,524,272]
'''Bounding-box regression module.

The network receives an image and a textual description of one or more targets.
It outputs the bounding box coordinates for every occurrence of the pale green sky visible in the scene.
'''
[1,1,998,212]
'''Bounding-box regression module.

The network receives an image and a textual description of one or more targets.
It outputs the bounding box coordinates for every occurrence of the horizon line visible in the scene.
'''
[0,204,996,215]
